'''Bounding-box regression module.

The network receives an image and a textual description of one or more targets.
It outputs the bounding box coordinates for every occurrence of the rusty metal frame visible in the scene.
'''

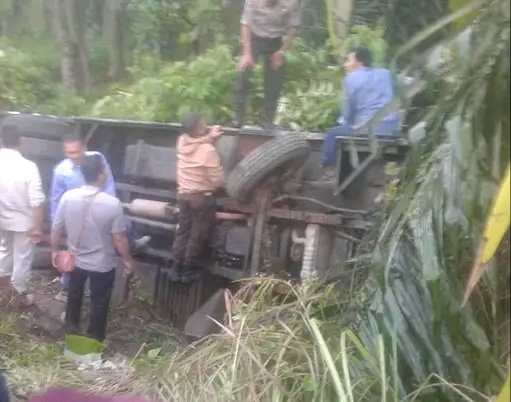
[333,133,381,196]
[247,190,271,277]
[222,199,345,226]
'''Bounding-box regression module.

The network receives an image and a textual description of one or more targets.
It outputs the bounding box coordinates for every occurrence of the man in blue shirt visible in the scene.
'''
[51,131,150,290]
[320,46,399,179]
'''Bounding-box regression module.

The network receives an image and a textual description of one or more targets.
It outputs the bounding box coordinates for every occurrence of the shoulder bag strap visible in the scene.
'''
[74,190,101,248]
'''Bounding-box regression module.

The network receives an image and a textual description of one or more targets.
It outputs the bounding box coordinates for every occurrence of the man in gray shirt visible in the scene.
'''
[51,154,134,342]
[233,0,301,129]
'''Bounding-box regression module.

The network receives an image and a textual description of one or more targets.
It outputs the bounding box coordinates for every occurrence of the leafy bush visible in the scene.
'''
[0,42,38,110]
[2,26,389,131]
[340,25,388,66]
[0,38,87,115]
[91,26,395,131]
[91,43,341,130]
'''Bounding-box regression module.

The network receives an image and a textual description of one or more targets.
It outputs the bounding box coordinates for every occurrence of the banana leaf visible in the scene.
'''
[496,374,510,402]
[463,164,510,305]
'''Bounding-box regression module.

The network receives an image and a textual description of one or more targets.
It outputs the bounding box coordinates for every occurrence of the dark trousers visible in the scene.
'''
[321,121,400,166]
[321,124,355,166]
[65,266,116,342]
[172,194,217,268]
[0,370,8,402]
[233,34,284,126]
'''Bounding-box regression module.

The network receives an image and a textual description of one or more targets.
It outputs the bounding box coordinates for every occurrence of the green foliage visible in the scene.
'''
[381,0,451,53]
[341,25,388,66]
[354,0,510,397]
[0,38,88,115]
[1,4,390,132]
[91,42,342,130]
[88,37,110,76]
[91,25,392,131]
[0,44,37,109]
[125,0,191,57]
[125,0,224,59]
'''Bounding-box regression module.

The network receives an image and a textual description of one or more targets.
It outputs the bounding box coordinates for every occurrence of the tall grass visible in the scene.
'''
[137,279,489,402]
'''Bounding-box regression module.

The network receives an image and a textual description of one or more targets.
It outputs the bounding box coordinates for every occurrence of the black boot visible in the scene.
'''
[180,265,201,284]
[168,260,182,282]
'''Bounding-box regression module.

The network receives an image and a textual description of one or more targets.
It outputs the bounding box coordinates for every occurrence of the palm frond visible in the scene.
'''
[354,0,510,397]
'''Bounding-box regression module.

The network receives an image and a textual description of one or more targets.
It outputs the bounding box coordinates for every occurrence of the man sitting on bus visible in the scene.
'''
[320,46,399,181]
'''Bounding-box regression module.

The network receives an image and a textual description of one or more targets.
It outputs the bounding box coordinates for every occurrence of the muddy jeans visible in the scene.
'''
[233,34,284,126]
[172,193,217,268]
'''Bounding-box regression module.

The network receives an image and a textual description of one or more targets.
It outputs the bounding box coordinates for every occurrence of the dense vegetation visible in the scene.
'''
[0,0,509,400]
[0,25,387,130]
[0,0,421,130]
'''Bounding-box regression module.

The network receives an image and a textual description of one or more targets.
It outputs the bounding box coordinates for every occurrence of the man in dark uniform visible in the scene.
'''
[232,0,301,129]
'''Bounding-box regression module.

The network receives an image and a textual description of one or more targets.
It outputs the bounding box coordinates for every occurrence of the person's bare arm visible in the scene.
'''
[241,24,252,56]
[28,163,46,242]
[113,233,131,262]
[239,0,253,56]
[280,27,299,53]
[50,196,66,266]
[31,205,44,242]
[50,226,63,254]
[111,203,135,276]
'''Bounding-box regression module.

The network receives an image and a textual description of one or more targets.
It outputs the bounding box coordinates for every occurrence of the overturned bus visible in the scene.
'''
[0,112,412,335]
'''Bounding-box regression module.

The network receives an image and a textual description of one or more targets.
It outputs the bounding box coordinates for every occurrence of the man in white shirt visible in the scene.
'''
[0,125,45,306]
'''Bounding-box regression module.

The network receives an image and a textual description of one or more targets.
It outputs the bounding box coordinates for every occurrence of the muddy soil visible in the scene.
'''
[0,270,177,358]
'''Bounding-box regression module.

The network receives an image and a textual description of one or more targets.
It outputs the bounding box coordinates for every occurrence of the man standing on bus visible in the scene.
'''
[232,0,302,129]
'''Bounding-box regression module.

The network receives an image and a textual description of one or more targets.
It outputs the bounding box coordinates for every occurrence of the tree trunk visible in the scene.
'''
[52,0,78,92]
[43,1,53,34]
[330,0,353,39]
[2,0,30,36]
[102,0,125,79]
[64,0,91,90]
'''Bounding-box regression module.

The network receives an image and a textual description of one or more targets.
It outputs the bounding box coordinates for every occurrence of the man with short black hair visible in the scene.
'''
[51,131,115,220]
[51,154,135,342]
[51,131,149,292]
[170,112,224,283]
[0,125,45,306]
[233,0,302,129]
[320,46,399,179]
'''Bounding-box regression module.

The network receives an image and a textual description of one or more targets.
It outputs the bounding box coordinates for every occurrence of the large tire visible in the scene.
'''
[226,133,311,203]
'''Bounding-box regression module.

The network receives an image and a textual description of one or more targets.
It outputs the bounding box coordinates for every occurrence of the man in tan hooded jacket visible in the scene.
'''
[170,112,225,283]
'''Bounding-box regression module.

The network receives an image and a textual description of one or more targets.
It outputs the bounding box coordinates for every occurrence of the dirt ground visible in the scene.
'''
[1,269,177,358]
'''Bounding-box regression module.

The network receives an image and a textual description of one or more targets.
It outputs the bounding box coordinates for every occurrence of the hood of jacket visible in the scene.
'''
[177,133,212,156]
